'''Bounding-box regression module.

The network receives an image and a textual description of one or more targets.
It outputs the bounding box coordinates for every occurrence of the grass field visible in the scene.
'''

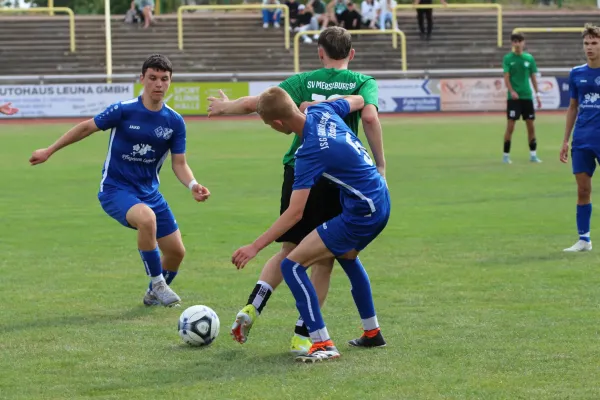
[2,114,600,400]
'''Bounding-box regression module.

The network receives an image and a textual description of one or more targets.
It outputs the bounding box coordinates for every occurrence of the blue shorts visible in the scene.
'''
[316,194,391,257]
[98,189,178,239]
[572,147,600,177]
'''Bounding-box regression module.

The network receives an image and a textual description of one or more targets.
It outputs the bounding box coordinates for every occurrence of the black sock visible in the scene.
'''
[504,140,511,154]
[246,281,273,314]
[294,317,310,337]
[529,138,537,151]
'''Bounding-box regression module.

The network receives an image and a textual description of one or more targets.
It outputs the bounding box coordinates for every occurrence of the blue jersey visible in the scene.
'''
[93,96,186,197]
[569,64,600,149]
[293,99,388,220]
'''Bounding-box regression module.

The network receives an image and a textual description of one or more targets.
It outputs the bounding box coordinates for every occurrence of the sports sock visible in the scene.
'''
[246,280,273,315]
[529,138,537,152]
[294,317,310,338]
[280,258,329,343]
[337,257,379,331]
[149,270,178,290]
[577,203,592,242]
[504,140,511,154]
[139,247,162,278]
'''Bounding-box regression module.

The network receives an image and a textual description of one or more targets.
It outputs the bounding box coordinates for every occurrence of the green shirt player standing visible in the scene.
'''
[502,32,542,164]
[206,27,387,355]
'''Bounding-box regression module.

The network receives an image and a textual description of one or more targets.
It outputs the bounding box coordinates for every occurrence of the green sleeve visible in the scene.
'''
[358,78,379,109]
[530,55,538,74]
[502,54,510,73]
[278,74,304,106]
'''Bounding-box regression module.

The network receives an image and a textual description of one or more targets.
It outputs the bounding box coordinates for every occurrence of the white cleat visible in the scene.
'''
[151,280,181,307]
[563,240,592,252]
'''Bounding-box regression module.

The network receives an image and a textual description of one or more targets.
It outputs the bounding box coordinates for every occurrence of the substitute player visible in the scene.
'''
[560,24,600,252]
[232,88,390,363]
[207,26,386,355]
[502,32,543,164]
[29,54,210,306]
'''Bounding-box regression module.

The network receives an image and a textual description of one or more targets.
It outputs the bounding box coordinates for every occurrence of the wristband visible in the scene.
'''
[188,179,198,190]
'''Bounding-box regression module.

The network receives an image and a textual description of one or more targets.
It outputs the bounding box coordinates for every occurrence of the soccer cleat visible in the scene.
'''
[143,289,160,306]
[290,334,312,355]
[295,340,340,363]
[502,154,512,164]
[563,240,592,252]
[151,280,181,307]
[530,155,542,163]
[231,304,257,344]
[348,330,387,348]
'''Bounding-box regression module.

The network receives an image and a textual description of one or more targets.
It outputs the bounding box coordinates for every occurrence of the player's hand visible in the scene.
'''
[511,91,519,100]
[191,183,210,202]
[0,102,18,115]
[536,95,542,109]
[232,244,259,269]
[377,166,386,178]
[560,142,569,164]
[207,90,229,117]
[29,148,52,165]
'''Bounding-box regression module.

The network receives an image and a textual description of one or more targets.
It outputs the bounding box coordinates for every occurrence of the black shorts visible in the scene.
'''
[276,164,342,245]
[507,99,535,121]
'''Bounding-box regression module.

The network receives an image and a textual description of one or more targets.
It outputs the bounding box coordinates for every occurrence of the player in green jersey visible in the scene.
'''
[207,26,386,355]
[502,32,543,164]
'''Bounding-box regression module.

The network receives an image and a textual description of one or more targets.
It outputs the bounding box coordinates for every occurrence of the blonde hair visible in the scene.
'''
[256,87,297,121]
[583,23,600,39]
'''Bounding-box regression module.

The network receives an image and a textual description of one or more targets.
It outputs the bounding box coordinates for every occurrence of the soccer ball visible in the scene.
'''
[178,305,220,347]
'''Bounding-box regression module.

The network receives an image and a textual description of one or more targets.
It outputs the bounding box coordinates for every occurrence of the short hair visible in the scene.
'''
[511,33,525,42]
[317,27,352,60]
[582,23,600,39]
[256,87,297,121]
[142,54,173,76]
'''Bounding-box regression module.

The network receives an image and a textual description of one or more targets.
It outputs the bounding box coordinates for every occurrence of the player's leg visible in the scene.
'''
[504,100,519,164]
[524,100,541,163]
[565,148,594,252]
[425,9,433,39]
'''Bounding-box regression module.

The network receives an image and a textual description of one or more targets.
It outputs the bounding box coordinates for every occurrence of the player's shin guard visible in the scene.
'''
[246,280,273,315]
[281,258,330,343]
[529,138,537,151]
[503,140,511,154]
[337,257,379,331]
[139,247,163,278]
[577,203,592,242]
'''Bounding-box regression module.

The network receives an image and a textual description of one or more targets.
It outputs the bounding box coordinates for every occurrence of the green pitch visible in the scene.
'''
[1,115,599,399]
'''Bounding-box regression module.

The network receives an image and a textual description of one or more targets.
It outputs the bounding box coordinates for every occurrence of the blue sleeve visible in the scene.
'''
[326,98,351,119]
[170,116,186,154]
[93,102,123,131]
[569,69,578,100]
[292,144,326,190]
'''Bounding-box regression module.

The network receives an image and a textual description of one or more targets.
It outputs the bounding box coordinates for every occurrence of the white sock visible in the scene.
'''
[151,275,166,285]
[503,152,510,157]
[530,150,537,157]
[309,327,330,343]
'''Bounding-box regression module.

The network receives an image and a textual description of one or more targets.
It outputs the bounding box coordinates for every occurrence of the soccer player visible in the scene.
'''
[231,87,390,362]
[0,102,18,115]
[560,24,600,252]
[207,26,386,355]
[502,32,543,164]
[29,54,210,306]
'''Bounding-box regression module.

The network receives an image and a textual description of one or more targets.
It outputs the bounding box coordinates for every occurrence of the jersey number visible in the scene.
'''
[346,132,374,166]
[311,93,344,101]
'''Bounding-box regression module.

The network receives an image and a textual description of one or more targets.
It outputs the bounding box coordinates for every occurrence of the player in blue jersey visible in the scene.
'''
[29,54,210,306]
[561,24,600,252]
[231,86,390,362]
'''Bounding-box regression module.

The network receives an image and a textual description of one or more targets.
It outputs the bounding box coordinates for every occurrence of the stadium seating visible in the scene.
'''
[0,11,592,79]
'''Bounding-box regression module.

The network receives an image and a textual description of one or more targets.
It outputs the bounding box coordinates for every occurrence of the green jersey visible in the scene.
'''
[278,68,378,166]
[502,51,538,100]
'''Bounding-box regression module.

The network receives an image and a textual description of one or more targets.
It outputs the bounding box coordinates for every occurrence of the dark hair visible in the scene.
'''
[317,27,352,60]
[582,23,600,39]
[510,33,525,42]
[142,54,173,76]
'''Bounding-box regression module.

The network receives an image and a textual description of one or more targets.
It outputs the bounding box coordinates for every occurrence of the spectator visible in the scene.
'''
[328,0,347,25]
[376,0,397,31]
[415,0,447,40]
[132,0,154,29]
[262,0,282,28]
[295,4,320,42]
[307,0,329,32]
[286,0,300,26]
[361,0,378,29]
[340,2,361,30]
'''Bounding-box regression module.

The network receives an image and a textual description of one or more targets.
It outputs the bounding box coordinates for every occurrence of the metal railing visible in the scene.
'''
[392,3,503,49]
[177,4,290,51]
[294,29,407,73]
[513,27,584,34]
[0,7,76,52]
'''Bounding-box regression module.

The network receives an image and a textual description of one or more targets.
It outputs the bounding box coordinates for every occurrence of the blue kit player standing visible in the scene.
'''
[561,24,600,252]
[29,54,210,306]
[231,86,390,363]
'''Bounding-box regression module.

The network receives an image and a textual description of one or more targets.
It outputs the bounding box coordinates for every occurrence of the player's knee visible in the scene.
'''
[578,185,592,200]
[133,206,157,233]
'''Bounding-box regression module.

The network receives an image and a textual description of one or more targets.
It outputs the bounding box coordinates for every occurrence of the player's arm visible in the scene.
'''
[529,56,541,108]
[561,70,579,164]
[29,118,100,165]
[358,79,386,177]
[207,90,259,116]
[502,55,518,100]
